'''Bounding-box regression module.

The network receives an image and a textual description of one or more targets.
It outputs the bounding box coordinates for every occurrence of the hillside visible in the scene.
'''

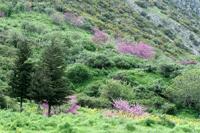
[1,0,200,133]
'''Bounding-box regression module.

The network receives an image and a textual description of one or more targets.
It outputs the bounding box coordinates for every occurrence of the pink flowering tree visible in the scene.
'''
[0,12,4,17]
[64,12,84,26]
[92,28,109,44]
[41,100,49,116]
[117,40,155,59]
[113,99,146,117]
[40,95,80,116]
[66,95,80,114]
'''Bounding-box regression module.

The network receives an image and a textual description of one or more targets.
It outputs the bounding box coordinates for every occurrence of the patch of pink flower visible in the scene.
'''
[113,99,146,117]
[92,28,109,44]
[180,60,197,65]
[0,12,5,17]
[117,40,155,59]
[66,95,80,114]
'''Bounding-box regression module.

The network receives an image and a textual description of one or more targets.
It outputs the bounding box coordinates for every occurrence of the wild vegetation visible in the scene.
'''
[0,0,200,132]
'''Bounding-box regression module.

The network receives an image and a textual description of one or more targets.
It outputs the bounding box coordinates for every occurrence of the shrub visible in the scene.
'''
[143,119,156,127]
[126,123,136,131]
[142,64,157,73]
[0,4,12,17]
[92,28,109,44]
[180,60,197,65]
[111,71,139,86]
[66,64,91,84]
[117,41,155,59]
[0,96,6,109]
[112,55,141,69]
[64,12,85,26]
[82,40,96,51]
[6,31,25,47]
[113,99,146,116]
[158,116,176,128]
[159,64,181,78]
[51,12,64,25]
[78,94,111,108]
[100,80,134,101]
[161,103,177,115]
[135,1,148,8]
[85,81,103,97]
[86,54,114,68]
[21,21,45,34]
[169,69,200,110]
[0,11,4,17]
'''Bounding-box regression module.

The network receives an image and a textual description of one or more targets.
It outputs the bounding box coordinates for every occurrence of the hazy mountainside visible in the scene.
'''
[171,0,200,16]
[127,0,200,55]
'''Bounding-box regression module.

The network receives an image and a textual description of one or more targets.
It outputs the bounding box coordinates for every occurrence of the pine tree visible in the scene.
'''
[9,40,32,112]
[30,43,69,116]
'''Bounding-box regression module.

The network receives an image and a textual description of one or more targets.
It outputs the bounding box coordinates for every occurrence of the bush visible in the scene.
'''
[66,64,91,84]
[82,40,96,51]
[159,64,181,78]
[143,64,157,73]
[112,55,141,69]
[85,81,103,97]
[111,71,139,86]
[117,41,155,59]
[158,116,176,128]
[0,4,12,17]
[86,54,114,69]
[92,28,109,44]
[143,119,156,127]
[169,69,200,110]
[78,94,111,108]
[126,123,136,131]
[51,12,64,25]
[100,80,134,101]
[161,103,177,115]
[0,96,6,109]
[21,21,45,34]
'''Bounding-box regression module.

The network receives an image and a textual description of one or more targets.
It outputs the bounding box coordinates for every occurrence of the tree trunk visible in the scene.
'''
[48,104,51,117]
[20,97,23,112]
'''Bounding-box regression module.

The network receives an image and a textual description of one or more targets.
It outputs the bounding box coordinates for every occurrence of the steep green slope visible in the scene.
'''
[0,0,199,114]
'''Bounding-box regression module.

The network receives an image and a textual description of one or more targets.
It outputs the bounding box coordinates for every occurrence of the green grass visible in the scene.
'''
[0,108,200,133]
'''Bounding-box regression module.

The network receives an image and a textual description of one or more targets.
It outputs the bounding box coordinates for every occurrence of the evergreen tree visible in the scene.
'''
[9,40,32,112]
[30,44,69,116]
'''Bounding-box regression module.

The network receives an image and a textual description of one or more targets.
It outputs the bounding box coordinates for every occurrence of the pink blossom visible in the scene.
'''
[180,60,197,65]
[64,12,84,26]
[41,100,49,116]
[0,12,4,17]
[117,40,154,59]
[92,28,109,44]
[66,95,80,114]
[67,104,80,114]
[113,99,130,112]
[113,99,146,116]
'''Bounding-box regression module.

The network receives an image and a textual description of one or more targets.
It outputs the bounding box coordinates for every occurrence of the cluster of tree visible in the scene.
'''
[9,39,70,116]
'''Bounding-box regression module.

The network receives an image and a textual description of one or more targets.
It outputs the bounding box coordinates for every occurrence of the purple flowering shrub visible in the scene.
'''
[180,60,197,65]
[64,12,84,26]
[41,100,49,116]
[40,95,80,116]
[117,40,155,59]
[113,99,146,117]
[92,28,109,44]
[0,12,5,17]
[66,95,80,114]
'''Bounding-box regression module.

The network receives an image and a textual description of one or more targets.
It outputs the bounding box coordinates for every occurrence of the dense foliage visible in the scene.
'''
[0,0,200,132]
